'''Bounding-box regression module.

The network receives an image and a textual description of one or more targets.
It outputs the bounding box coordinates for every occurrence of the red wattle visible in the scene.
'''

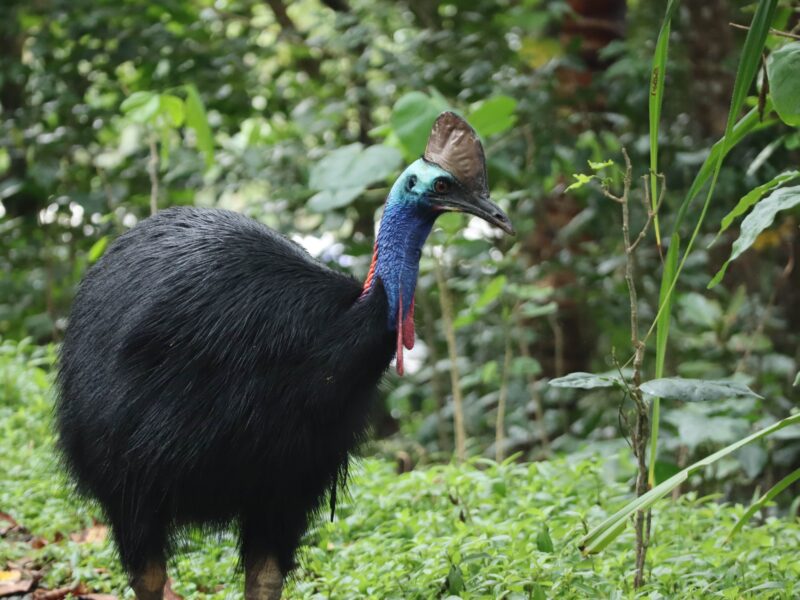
[402,296,415,350]
[395,292,404,376]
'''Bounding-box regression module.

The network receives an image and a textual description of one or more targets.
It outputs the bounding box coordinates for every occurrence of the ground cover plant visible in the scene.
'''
[2,340,800,598]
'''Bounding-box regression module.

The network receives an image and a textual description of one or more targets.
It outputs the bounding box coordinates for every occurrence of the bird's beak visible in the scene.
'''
[438,192,515,236]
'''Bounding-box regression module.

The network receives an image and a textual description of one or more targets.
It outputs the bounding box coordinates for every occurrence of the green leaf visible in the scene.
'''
[308,144,402,212]
[437,212,464,235]
[346,144,403,188]
[710,185,800,287]
[794,372,800,387]
[309,144,363,191]
[727,466,800,542]
[565,173,595,192]
[640,378,762,402]
[121,91,154,113]
[185,84,215,168]
[446,563,464,594]
[475,275,506,310]
[767,41,800,126]
[307,188,364,212]
[580,411,800,555]
[87,236,108,263]
[587,159,614,170]
[159,94,185,127]
[536,524,554,553]
[390,92,448,158]
[549,372,622,390]
[122,92,160,123]
[519,301,557,319]
[467,95,517,138]
[714,170,800,241]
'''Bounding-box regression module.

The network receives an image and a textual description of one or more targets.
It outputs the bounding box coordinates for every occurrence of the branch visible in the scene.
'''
[148,138,159,216]
[729,22,800,40]
[434,255,466,463]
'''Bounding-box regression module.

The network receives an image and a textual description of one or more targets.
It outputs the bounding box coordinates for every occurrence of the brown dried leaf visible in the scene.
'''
[0,579,35,597]
[70,524,108,544]
[0,512,20,536]
[32,583,89,600]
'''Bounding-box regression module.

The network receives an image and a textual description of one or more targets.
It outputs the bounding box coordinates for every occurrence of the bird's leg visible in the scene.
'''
[245,555,283,600]
[130,559,167,600]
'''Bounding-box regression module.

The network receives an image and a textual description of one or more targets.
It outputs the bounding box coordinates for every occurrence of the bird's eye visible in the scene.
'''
[406,175,417,191]
[434,178,450,194]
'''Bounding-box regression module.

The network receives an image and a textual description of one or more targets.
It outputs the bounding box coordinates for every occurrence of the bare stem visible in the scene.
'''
[434,255,466,463]
[729,22,800,40]
[148,138,159,216]
[495,333,513,463]
[606,149,654,589]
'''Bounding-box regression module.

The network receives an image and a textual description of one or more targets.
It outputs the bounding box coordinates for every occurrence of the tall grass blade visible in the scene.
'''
[727,466,800,542]
[648,233,679,487]
[645,0,778,342]
[648,0,679,250]
[579,412,800,555]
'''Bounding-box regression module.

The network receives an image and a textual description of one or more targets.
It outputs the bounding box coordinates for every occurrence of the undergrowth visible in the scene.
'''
[1,339,798,599]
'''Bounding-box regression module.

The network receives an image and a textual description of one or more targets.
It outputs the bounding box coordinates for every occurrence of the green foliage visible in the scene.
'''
[307,144,402,211]
[2,344,799,598]
[640,378,762,402]
[711,185,800,286]
[548,372,623,389]
[714,169,800,240]
[390,92,450,158]
[767,41,800,126]
[580,411,800,556]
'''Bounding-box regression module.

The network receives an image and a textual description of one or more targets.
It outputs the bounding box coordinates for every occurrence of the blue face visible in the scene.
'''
[386,159,455,213]
[369,160,454,329]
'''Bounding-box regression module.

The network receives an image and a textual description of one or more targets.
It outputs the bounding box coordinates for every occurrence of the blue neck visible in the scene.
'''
[365,195,436,329]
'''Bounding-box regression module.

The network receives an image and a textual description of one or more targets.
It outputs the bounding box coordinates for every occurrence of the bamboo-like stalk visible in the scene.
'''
[494,334,513,463]
[434,256,466,463]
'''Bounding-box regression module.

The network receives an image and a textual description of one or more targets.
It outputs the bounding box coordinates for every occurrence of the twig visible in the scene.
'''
[606,148,653,589]
[434,255,467,463]
[729,22,800,40]
[518,336,551,457]
[148,138,159,216]
[418,288,449,452]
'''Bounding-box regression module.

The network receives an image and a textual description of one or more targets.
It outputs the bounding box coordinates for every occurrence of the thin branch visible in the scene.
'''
[148,138,159,216]
[434,255,466,463]
[729,22,800,40]
[495,332,513,463]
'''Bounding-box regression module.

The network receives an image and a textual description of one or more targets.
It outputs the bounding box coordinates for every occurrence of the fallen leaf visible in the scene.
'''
[81,595,118,600]
[70,524,108,544]
[29,536,48,549]
[0,512,20,536]
[32,583,89,600]
[0,572,35,597]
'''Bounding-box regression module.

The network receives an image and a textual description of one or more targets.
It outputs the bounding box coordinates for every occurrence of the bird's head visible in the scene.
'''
[386,111,515,236]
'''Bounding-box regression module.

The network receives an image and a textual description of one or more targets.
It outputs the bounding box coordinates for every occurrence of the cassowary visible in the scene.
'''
[56,112,513,599]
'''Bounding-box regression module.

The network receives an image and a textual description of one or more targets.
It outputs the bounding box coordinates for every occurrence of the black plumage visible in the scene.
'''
[55,112,513,599]
[57,207,393,593]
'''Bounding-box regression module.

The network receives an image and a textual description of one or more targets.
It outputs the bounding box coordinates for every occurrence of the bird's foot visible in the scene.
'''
[130,560,167,600]
[245,555,283,600]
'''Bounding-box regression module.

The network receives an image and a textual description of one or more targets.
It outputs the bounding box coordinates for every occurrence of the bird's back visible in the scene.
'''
[57,206,394,521]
